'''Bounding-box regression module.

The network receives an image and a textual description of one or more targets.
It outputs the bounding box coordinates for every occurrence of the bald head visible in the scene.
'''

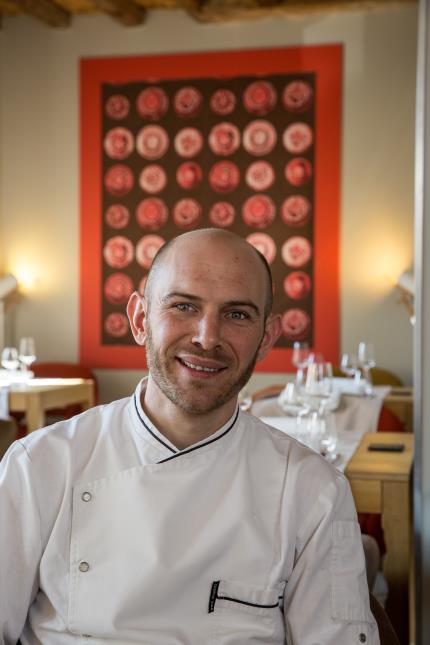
[144,229,273,318]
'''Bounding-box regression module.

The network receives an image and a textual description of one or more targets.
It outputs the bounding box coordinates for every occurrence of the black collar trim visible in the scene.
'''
[157,407,240,465]
[133,393,177,454]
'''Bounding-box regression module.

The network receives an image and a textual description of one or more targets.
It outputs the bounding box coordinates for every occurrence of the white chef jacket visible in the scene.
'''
[0,379,379,645]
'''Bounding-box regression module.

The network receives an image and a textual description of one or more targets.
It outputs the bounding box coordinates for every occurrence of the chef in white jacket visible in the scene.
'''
[0,228,379,645]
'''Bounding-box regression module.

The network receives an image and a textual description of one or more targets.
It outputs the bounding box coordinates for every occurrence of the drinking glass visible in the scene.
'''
[1,347,19,371]
[357,341,376,395]
[319,406,338,461]
[292,342,310,386]
[238,387,252,412]
[340,352,358,378]
[18,337,36,370]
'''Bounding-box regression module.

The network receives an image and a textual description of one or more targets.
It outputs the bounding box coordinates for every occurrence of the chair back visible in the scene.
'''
[369,593,401,645]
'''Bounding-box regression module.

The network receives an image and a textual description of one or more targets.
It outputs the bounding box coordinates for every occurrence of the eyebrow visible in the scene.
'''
[161,292,262,316]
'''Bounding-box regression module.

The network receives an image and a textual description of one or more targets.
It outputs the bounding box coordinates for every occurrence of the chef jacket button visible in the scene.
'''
[79,561,90,573]
[359,634,367,643]
[81,491,92,502]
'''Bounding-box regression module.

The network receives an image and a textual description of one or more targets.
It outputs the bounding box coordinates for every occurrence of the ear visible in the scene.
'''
[126,291,147,346]
[256,313,282,363]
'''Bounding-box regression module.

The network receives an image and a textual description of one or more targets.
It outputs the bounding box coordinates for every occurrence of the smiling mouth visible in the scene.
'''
[177,357,227,374]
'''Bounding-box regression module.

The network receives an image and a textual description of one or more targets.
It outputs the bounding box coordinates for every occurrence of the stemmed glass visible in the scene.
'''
[18,337,36,371]
[357,341,376,395]
[340,352,358,379]
[292,342,310,386]
[1,347,19,371]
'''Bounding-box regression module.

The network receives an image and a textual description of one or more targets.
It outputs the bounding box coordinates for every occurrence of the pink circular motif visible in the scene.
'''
[281,196,311,227]
[246,233,276,265]
[105,94,130,120]
[283,123,313,154]
[174,128,204,158]
[243,81,277,116]
[284,272,311,300]
[285,158,313,186]
[136,125,169,160]
[282,236,312,268]
[136,235,165,269]
[104,165,134,196]
[243,120,277,156]
[136,198,168,231]
[174,86,203,118]
[173,199,202,230]
[209,202,235,228]
[104,272,134,305]
[103,236,134,269]
[209,161,240,193]
[138,275,147,296]
[136,87,168,120]
[104,312,129,338]
[139,165,167,194]
[176,162,203,190]
[104,128,134,160]
[105,204,130,229]
[282,309,311,340]
[210,89,236,116]
[283,81,314,113]
[242,195,276,229]
[245,161,275,191]
[209,122,240,156]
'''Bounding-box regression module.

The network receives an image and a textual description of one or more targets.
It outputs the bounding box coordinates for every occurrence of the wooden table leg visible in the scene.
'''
[25,394,45,433]
[382,480,410,644]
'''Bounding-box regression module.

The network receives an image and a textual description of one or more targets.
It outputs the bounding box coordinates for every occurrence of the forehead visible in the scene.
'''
[151,236,267,306]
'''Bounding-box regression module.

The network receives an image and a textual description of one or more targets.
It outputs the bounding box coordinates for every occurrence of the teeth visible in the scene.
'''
[182,359,220,373]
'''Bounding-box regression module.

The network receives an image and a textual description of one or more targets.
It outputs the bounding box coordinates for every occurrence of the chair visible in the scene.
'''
[369,593,401,645]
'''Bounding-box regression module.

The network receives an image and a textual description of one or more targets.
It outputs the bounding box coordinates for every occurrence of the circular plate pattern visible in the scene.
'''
[281,195,311,228]
[283,122,313,154]
[174,127,204,158]
[104,164,134,196]
[104,312,129,338]
[245,161,275,191]
[136,125,169,160]
[139,164,167,194]
[243,81,277,116]
[209,122,241,156]
[282,308,311,340]
[174,86,203,117]
[284,271,311,300]
[243,120,277,156]
[176,162,203,190]
[105,94,130,120]
[136,198,168,231]
[246,232,277,265]
[136,87,169,120]
[210,89,236,115]
[105,204,130,229]
[283,80,314,113]
[242,194,276,229]
[103,236,134,269]
[136,234,165,269]
[285,157,313,186]
[209,161,240,193]
[209,202,235,228]
[104,272,134,305]
[173,198,202,230]
[104,128,134,160]
[282,236,312,268]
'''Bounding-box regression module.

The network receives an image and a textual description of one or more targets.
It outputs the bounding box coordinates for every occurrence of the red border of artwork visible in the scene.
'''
[80,45,341,371]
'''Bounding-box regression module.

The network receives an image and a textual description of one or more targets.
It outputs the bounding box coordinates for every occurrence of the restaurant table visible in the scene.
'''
[8,378,95,433]
[345,431,414,645]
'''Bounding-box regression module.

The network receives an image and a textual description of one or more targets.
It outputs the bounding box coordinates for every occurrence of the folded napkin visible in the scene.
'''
[331,377,366,395]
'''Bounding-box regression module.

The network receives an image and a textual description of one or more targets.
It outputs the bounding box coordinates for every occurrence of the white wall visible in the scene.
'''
[0,6,417,402]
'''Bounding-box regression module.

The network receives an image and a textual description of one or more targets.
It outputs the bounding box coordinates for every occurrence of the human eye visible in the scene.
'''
[173,302,195,313]
[226,310,249,321]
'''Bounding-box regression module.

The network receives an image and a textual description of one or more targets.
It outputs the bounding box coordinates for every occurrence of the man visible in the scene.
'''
[0,229,379,644]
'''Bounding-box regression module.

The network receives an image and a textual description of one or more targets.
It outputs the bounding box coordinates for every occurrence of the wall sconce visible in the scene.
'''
[0,274,18,350]
[396,269,415,324]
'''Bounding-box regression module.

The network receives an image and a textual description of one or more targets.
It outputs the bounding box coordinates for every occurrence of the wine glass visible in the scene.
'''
[238,387,252,412]
[292,342,310,386]
[18,337,36,371]
[340,352,358,378]
[357,341,376,395]
[1,347,19,371]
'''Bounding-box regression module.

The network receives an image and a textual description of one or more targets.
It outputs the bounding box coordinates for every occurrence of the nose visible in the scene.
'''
[191,312,222,351]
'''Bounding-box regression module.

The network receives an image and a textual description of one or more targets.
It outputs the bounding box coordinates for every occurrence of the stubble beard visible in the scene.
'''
[145,325,260,415]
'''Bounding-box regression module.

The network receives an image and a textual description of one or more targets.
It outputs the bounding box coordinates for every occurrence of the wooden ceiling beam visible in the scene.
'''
[91,0,146,25]
[10,0,71,27]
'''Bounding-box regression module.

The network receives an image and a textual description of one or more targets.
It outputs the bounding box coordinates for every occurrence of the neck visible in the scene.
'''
[142,376,237,450]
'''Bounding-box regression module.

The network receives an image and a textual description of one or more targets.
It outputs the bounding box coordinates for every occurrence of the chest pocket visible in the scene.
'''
[208,580,286,645]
